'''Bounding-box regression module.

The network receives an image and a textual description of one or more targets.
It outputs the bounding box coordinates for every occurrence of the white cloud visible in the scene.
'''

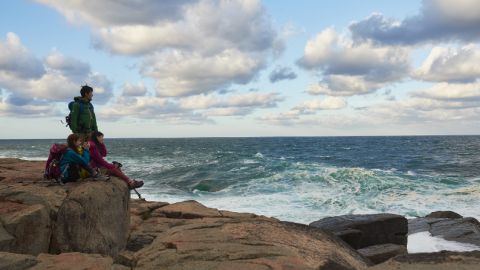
[0,33,113,114]
[30,0,198,27]
[145,49,264,97]
[202,107,253,116]
[293,97,347,110]
[0,97,61,118]
[44,52,90,78]
[411,44,480,82]
[225,91,283,108]
[123,82,147,96]
[34,0,284,97]
[304,75,384,96]
[100,91,285,123]
[409,79,480,100]
[296,28,412,83]
[178,94,223,110]
[0,33,45,80]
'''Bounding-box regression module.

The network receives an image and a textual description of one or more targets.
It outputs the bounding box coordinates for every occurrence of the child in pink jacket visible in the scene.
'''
[88,131,144,190]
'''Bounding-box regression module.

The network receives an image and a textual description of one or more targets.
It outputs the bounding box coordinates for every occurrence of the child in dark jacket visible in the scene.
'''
[60,134,109,183]
[88,131,144,190]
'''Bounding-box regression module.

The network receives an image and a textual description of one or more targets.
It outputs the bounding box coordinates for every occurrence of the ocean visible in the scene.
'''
[2,136,480,252]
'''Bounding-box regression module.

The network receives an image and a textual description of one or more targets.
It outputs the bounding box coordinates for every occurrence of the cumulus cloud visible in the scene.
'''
[123,82,147,96]
[35,0,284,97]
[349,0,480,46]
[411,44,480,82]
[0,33,113,118]
[0,32,45,80]
[255,97,347,125]
[100,91,284,123]
[99,95,213,124]
[44,52,91,79]
[304,75,385,96]
[297,28,412,83]
[268,65,297,83]
[30,0,198,27]
[360,98,480,125]
[409,79,480,101]
[144,49,264,97]
[293,97,347,111]
[0,97,62,118]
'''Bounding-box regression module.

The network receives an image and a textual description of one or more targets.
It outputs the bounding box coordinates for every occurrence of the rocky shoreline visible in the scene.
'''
[1,158,480,269]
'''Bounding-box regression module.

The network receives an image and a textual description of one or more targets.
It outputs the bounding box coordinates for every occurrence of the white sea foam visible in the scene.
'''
[255,153,264,158]
[21,157,47,161]
[408,232,480,253]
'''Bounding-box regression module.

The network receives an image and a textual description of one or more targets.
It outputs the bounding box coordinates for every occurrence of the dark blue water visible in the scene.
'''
[1,136,479,224]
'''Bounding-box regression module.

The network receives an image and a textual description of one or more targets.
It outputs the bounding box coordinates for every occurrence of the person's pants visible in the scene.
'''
[79,132,92,145]
[103,167,130,183]
[64,164,97,183]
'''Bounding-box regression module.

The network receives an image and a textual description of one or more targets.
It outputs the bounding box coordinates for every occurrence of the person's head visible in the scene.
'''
[80,84,93,101]
[67,133,81,154]
[92,131,104,146]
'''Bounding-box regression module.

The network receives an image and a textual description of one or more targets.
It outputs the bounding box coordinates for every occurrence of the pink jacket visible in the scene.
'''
[87,141,115,169]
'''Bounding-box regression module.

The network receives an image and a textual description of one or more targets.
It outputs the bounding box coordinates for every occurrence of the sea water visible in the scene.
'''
[2,136,480,252]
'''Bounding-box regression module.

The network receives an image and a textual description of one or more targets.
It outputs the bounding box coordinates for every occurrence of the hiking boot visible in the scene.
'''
[129,180,144,190]
[93,173,110,182]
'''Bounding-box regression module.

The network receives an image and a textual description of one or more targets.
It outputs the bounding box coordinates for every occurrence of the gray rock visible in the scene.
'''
[357,243,407,264]
[0,252,37,270]
[369,251,480,270]
[408,217,480,247]
[426,211,463,219]
[309,214,408,249]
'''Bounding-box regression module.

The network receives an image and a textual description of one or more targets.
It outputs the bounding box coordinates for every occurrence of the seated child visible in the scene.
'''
[59,134,109,183]
[88,131,144,190]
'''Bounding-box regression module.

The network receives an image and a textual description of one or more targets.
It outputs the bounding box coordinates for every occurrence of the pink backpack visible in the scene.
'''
[42,143,68,185]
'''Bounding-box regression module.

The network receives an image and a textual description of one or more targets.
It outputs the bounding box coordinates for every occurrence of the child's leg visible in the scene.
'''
[79,164,98,176]
[105,167,132,184]
[65,164,81,183]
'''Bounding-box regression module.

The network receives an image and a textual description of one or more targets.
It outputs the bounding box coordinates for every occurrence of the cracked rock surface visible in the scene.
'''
[129,200,373,269]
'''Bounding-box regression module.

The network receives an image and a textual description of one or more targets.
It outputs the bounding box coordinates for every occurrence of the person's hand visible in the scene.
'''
[83,142,90,150]
[114,163,120,168]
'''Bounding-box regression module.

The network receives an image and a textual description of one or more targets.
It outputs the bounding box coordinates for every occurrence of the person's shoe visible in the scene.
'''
[93,173,110,182]
[129,180,144,190]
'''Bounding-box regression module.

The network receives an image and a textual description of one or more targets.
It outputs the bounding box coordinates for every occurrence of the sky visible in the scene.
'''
[1,0,480,139]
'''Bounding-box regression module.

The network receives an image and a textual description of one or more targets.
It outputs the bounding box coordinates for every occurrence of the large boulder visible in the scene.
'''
[369,251,480,270]
[49,177,130,257]
[309,214,408,249]
[131,211,374,269]
[127,200,275,253]
[0,159,131,257]
[425,211,463,219]
[408,216,480,246]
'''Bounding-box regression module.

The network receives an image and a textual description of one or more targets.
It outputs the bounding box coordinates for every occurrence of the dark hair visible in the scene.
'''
[67,134,80,155]
[80,84,93,97]
[92,131,104,156]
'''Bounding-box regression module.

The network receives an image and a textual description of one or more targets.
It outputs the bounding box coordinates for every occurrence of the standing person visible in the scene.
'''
[88,131,144,190]
[59,134,109,183]
[70,84,98,144]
